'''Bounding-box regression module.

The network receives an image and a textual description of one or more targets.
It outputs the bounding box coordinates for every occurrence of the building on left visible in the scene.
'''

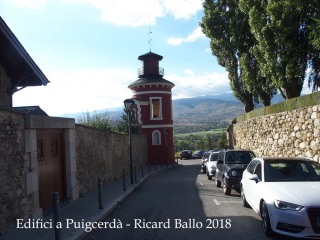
[0,16,78,233]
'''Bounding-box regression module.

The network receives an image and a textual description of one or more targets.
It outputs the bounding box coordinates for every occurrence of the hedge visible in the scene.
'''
[237,91,320,123]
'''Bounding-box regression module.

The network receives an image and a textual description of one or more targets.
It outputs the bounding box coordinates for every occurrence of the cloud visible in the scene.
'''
[162,0,203,20]
[60,0,203,27]
[168,69,230,99]
[6,0,203,26]
[13,68,134,116]
[13,67,230,116]
[167,38,184,46]
[4,0,47,8]
[168,26,205,46]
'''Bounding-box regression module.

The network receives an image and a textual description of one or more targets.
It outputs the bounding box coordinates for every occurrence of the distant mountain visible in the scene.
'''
[59,107,123,120]
[194,93,238,102]
[172,94,245,133]
[58,93,285,133]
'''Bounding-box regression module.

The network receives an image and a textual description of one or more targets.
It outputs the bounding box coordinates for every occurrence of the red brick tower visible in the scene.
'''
[128,51,175,165]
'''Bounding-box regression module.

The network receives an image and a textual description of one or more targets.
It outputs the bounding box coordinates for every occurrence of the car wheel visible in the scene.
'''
[203,167,206,174]
[207,174,212,180]
[241,185,250,208]
[261,201,273,237]
[216,179,221,188]
[223,178,231,195]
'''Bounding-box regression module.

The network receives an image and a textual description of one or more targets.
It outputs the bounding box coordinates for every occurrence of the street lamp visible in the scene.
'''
[164,128,168,167]
[124,98,135,184]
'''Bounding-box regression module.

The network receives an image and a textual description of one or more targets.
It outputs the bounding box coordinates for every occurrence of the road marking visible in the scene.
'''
[199,182,203,186]
[213,199,220,205]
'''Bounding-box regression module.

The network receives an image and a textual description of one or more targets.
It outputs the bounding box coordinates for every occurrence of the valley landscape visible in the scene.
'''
[61,93,246,134]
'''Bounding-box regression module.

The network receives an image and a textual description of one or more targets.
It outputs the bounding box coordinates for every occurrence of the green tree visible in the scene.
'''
[205,134,213,150]
[197,138,206,150]
[309,19,320,51]
[219,132,228,149]
[113,109,141,134]
[308,16,320,92]
[201,0,276,108]
[240,0,320,98]
[77,111,112,131]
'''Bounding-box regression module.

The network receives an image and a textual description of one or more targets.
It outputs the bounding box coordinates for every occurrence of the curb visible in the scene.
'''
[73,164,180,240]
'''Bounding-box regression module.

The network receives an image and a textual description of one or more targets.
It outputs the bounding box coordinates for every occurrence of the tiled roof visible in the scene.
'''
[128,76,174,88]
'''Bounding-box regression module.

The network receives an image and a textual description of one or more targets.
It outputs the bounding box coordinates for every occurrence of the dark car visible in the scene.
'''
[215,149,255,195]
[180,150,192,159]
[192,150,205,159]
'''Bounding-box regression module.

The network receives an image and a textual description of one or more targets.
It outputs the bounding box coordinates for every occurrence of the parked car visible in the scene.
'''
[201,151,211,173]
[192,150,205,159]
[241,157,320,238]
[180,150,192,159]
[215,149,255,195]
[206,151,219,180]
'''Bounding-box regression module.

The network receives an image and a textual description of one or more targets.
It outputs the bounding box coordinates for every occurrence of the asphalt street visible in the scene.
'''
[84,159,295,240]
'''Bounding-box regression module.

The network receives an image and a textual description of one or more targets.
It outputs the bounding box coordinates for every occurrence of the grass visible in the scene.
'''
[175,128,226,138]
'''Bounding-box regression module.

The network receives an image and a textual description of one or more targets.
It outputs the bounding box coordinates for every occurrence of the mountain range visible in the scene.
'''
[59,93,284,133]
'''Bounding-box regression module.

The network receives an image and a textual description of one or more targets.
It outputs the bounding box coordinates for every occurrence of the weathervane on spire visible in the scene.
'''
[148,24,152,52]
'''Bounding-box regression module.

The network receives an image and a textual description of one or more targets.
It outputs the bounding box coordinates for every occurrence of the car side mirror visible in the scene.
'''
[217,160,223,165]
[249,174,260,183]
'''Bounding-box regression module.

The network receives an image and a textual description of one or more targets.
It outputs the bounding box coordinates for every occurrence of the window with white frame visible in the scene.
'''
[150,97,162,119]
[152,130,161,145]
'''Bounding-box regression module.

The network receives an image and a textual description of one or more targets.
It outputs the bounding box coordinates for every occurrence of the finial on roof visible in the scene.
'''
[148,24,152,52]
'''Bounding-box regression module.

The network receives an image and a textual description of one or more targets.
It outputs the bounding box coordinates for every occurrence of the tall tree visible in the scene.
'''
[201,0,253,112]
[219,132,229,149]
[201,0,276,110]
[308,12,320,92]
[240,0,320,98]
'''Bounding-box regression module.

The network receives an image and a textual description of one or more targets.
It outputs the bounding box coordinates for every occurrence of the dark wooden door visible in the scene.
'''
[37,129,66,211]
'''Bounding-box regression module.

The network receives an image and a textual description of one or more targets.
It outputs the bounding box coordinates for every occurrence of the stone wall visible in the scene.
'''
[0,64,12,107]
[0,114,147,233]
[233,105,320,162]
[0,109,34,233]
[75,125,148,196]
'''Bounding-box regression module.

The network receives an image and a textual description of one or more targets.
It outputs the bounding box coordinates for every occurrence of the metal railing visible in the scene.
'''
[138,67,164,77]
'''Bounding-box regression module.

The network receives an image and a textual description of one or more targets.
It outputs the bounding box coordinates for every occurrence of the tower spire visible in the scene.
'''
[148,24,152,52]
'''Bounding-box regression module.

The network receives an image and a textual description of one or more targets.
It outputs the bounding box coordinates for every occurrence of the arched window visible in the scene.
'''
[152,130,161,145]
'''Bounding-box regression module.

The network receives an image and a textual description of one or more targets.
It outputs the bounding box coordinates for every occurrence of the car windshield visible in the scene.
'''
[264,160,320,182]
[210,153,219,161]
[225,151,253,164]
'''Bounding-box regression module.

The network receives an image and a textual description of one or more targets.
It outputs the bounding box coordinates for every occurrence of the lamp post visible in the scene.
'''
[124,98,135,184]
[164,128,168,167]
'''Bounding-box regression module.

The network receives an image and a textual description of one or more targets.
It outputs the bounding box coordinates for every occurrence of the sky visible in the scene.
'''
[1,0,231,116]
[0,0,312,117]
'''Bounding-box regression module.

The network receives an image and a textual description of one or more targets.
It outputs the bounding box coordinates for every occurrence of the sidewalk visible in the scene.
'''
[0,163,178,240]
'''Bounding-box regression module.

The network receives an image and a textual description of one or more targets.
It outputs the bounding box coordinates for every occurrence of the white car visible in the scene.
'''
[206,151,219,180]
[241,157,320,239]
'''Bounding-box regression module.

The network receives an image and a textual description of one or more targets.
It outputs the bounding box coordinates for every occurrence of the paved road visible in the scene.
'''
[85,160,292,240]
